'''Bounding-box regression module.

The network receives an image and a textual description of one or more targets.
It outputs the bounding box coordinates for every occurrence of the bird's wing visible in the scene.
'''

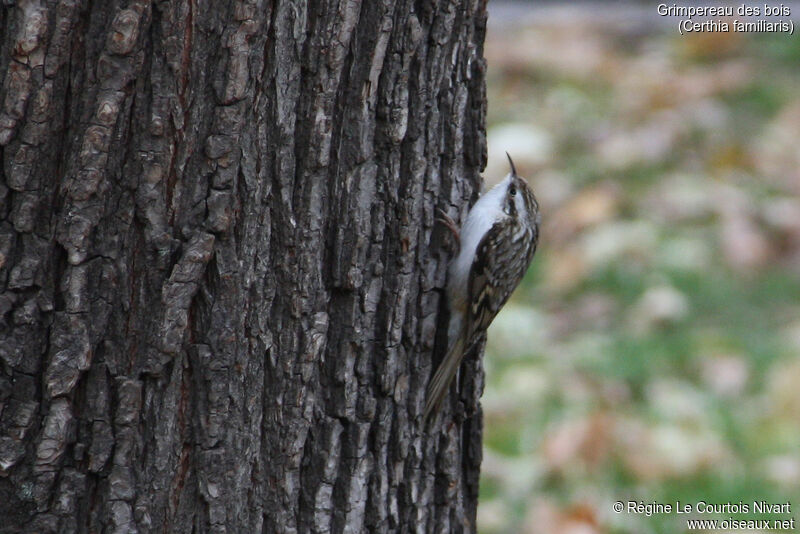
[466,220,521,340]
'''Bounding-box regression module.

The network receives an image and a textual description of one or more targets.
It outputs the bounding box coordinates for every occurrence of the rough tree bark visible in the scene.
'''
[0,0,488,532]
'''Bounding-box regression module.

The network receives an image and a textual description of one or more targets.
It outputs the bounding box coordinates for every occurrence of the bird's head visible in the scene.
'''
[501,153,540,227]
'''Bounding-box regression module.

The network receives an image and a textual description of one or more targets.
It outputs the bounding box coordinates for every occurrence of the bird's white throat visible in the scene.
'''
[447,174,513,304]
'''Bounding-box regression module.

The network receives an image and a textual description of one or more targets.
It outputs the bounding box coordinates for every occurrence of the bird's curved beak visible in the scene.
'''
[505,152,529,184]
[505,152,517,177]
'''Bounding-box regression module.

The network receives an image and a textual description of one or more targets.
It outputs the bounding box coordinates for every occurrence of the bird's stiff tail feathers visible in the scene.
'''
[423,332,466,421]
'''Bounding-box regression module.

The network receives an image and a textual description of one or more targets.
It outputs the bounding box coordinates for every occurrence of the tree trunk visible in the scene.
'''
[0,0,488,532]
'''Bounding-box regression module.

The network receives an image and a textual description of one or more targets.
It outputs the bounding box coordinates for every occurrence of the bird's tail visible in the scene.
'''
[423,329,466,421]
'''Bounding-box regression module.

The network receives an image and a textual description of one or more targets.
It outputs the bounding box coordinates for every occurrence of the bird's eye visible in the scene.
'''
[509,186,517,197]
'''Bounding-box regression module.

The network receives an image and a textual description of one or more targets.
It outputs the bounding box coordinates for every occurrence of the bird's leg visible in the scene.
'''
[436,208,461,251]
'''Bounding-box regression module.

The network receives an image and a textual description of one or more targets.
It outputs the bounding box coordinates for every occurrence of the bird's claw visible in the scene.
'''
[436,208,461,247]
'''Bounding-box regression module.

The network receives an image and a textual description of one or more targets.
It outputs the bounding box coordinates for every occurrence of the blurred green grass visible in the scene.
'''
[479,10,800,534]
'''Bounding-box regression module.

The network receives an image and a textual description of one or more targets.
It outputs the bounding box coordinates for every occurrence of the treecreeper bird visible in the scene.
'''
[425,154,541,420]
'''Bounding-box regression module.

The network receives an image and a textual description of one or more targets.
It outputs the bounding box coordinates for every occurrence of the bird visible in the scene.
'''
[424,153,541,420]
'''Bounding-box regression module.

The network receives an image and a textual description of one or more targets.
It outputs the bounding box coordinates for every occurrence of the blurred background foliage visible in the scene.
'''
[478,3,800,533]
